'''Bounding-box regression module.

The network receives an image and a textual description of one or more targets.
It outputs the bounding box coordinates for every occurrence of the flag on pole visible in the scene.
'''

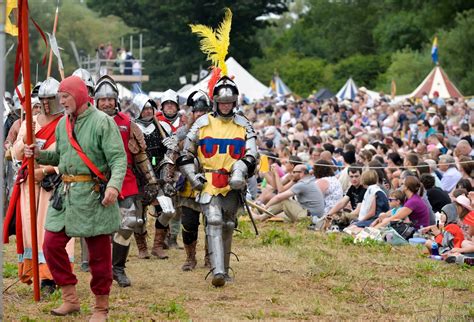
[431,36,438,64]
[5,0,18,36]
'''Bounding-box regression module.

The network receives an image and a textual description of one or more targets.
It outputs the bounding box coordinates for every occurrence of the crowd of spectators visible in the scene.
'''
[243,88,474,265]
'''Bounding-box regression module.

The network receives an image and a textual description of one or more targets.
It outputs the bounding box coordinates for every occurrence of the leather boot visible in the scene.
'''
[89,295,109,322]
[112,242,131,287]
[181,240,197,271]
[51,284,80,316]
[151,228,168,259]
[134,232,150,259]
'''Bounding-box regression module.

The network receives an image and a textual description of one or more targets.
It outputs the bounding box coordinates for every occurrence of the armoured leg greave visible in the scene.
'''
[222,220,235,275]
[206,224,225,276]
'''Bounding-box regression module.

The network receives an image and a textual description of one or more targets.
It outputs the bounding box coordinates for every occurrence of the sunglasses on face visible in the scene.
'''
[388,198,398,201]
[292,170,303,174]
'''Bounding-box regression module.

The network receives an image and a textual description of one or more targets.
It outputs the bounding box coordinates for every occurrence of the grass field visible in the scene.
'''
[2,218,474,320]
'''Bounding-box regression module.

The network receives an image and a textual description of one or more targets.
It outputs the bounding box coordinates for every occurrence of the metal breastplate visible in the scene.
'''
[138,123,166,172]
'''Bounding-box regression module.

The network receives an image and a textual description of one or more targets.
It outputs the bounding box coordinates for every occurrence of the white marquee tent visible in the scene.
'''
[180,57,269,102]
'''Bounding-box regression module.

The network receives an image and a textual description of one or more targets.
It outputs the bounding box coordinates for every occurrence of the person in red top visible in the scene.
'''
[423,203,464,254]
[94,75,159,287]
[3,78,67,294]
[445,196,474,265]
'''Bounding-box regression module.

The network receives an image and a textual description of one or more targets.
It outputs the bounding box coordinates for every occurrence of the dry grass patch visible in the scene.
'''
[2,218,473,320]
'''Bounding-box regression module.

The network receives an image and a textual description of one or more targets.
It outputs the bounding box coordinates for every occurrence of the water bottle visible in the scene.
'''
[431,242,439,256]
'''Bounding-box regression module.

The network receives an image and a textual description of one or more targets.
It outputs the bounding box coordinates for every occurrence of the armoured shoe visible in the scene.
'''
[134,232,150,259]
[151,228,169,259]
[51,284,81,316]
[182,240,197,271]
[89,295,109,322]
[212,273,226,287]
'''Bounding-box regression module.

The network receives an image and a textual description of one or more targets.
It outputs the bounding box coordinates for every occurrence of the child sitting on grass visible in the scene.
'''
[422,203,464,255]
[371,190,406,227]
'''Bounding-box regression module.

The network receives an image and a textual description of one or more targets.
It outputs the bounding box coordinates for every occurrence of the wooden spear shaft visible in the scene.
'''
[20,0,40,302]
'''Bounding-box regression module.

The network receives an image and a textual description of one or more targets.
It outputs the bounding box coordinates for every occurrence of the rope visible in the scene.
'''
[260,150,474,170]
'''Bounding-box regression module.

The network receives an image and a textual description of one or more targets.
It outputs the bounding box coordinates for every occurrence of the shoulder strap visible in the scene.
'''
[65,115,108,182]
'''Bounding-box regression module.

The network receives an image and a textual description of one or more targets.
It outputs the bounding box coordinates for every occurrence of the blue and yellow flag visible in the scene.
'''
[431,36,438,64]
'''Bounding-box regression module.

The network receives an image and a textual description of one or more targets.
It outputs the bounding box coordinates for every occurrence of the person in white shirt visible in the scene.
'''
[438,155,462,193]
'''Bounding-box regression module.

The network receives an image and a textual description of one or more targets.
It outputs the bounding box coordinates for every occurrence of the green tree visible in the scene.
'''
[251,53,327,97]
[330,54,391,91]
[372,11,427,52]
[376,48,431,94]
[5,0,130,91]
[438,9,474,95]
[88,0,286,91]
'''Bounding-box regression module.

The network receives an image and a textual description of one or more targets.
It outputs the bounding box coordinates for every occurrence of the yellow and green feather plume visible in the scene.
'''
[190,8,232,76]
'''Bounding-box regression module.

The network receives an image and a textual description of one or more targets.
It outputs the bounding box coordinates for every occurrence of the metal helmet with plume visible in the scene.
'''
[190,8,232,100]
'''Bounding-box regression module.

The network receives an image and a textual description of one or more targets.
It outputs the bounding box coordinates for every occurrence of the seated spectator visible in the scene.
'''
[423,202,464,255]
[438,155,462,193]
[337,150,356,193]
[257,154,284,204]
[420,173,451,213]
[404,153,419,173]
[314,159,343,215]
[445,196,474,265]
[255,164,324,223]
[368,159,391,193]
[386,151,403,169]
[325,165,367,228]
[458,156,474,187]
[371,190,406,226]
[375,176,430,230]
[424,159,443,187]
[455,139,474,159]
[456,178,473,193]
[347,170,389,228]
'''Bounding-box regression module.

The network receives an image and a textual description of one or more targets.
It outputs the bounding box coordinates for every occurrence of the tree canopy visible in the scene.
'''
[6,0,474,98]
[250,0,474,96]
[88,0,286,91]
[5,0,131,90]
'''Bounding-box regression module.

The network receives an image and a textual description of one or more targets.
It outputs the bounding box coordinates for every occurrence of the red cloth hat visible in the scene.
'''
[58,76,89,108]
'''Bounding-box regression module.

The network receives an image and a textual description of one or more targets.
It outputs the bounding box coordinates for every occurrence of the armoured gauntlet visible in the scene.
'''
[134,151,159,204]
[177,157,207,191]
[229,157,255,191]
[160,158,177,197]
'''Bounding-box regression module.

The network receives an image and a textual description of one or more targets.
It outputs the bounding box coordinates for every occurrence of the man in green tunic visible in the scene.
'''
[25,75,126,321]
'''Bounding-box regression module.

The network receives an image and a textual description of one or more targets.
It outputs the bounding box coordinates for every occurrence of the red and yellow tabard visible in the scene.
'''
[197,115,246,197]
